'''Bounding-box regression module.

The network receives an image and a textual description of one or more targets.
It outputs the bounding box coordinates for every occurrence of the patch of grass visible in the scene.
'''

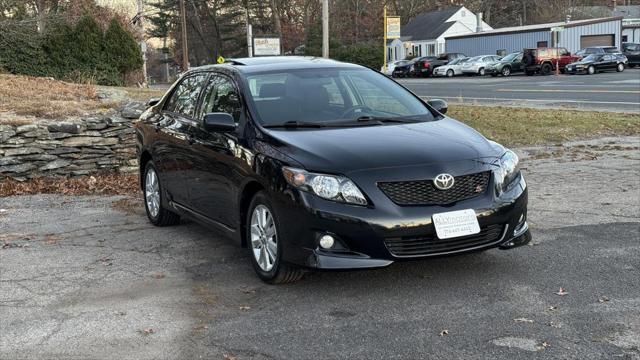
[449,106,640,147]
[0,74,113,121]
[0,173,139,197]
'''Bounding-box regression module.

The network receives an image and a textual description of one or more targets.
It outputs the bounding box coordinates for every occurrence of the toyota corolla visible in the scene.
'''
[135,57,531,284]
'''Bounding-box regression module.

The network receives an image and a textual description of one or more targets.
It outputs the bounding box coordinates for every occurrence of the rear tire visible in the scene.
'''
[587,65,596,75]
[617,63,625,72]
[143,162,180,226]
[501,67,511,76]
[478,68,486,76]
[246,191,304,284]
[540,63,552,75]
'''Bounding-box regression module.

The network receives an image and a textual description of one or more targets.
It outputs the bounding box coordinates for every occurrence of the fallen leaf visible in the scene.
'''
[239,305,251,311]
[153,272,165,279]
[439,330,449,336]
[555,288,568,296]
[598,296,610,303]
[513,317,534,323]
[139,328,154,335]
[541,341,550,348]
[241,288,256,294]
[0,209,7,213]
[115,311,126,316]
[547,321,562,328]
[223,354,237,360]
[547,306,558,311]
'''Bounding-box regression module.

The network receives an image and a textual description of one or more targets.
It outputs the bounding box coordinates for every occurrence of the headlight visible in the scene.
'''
[497,149,520,189]
[282,167,368,205]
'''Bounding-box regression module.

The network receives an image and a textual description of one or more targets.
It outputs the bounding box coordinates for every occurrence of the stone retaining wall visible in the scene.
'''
[0,102,145,181]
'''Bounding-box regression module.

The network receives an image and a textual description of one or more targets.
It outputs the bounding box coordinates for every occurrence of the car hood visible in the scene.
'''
[264,118,500,174]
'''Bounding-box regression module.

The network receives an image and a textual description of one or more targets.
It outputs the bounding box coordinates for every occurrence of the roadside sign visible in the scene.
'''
[217,56,225,64]
[551,26,564,32]
[253,38,281,56]
[386,17,401,39]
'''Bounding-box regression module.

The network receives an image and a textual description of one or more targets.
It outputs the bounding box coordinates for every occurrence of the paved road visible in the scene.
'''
[398,69,640,113]
[1,137,639,359]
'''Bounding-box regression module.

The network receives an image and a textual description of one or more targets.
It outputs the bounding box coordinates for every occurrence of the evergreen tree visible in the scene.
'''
[104,18,143,77]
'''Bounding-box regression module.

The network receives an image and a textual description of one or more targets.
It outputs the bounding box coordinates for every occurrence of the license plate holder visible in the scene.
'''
[432,209,481,239]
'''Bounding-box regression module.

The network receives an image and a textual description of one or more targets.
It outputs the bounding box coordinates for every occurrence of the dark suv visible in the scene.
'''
[135,57,531,284]
[622,43,640,67]
[523,47,579,75]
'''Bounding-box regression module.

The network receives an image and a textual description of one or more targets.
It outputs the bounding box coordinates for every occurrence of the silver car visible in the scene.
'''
[433,57,469,77]
[461,55,502,76]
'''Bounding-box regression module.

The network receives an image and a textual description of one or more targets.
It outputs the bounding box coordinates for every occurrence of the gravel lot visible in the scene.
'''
[1,137,639,360]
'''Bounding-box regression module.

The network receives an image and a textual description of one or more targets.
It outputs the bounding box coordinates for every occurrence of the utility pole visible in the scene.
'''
[322,0,329,58]
[246,7,253,57]
[383,6,387,72]
[179,0,189,71]
[136,0,148,86]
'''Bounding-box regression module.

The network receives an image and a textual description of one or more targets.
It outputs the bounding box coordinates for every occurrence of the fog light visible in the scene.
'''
[319,235,335,249]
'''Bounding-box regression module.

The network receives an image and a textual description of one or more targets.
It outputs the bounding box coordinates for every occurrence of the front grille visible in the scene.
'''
[378,171,491,206]
[384,224,505,257]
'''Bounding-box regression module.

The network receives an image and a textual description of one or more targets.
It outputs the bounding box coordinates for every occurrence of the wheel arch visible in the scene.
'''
[139,150,153,190]
[238,180,266,248]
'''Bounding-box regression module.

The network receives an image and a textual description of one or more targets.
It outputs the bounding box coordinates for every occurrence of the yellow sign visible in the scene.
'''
[217,56,225,64]
[386,17,401,39]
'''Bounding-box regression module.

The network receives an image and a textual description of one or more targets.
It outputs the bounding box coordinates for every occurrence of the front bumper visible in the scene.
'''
[271,169,530,270]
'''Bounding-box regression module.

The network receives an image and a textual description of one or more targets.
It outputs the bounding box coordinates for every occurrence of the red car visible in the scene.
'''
[523,47,580,75]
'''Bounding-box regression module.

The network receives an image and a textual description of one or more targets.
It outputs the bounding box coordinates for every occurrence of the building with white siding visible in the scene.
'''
[445,17,624,57]
[386,6,492,61]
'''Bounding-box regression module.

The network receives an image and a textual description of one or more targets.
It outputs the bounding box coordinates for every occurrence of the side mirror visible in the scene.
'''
[147,98,160,107]
[427,99,448,115]
[203,112,236,132]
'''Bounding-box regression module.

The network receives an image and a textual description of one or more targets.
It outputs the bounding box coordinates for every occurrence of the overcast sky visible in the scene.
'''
[95,0,137,16]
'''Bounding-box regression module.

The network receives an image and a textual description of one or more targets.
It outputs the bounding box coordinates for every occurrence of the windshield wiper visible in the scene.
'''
[355,116,421,123]
[263,120,326,128]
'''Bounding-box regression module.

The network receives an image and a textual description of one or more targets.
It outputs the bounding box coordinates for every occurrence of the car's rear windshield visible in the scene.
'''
[244,68,435,127]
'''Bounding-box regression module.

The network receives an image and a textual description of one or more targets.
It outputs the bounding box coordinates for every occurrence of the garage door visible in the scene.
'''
[580,35,614,48]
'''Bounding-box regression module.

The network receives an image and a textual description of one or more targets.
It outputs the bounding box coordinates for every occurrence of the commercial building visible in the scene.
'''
[386,6,491,61]
[446,17,624,56]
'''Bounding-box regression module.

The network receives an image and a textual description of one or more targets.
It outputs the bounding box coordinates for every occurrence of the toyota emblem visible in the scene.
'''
[433,173,455,190]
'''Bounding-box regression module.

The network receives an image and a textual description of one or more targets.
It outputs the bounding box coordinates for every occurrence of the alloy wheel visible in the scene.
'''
[447,69,454,77]
[250,205,277,272]
[145,167,160,219]
[479,68,485,76]
[617,63,624,72]
[502,67,510,76]
[588,66,595,75]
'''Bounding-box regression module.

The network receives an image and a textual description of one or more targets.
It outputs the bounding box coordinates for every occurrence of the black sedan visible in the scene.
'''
[135,57,531,284]
[565,53,627,74]
[391,58,417,78]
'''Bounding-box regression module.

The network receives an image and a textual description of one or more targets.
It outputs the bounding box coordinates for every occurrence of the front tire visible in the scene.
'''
[143,162,180,226]
[587,65,596,75]
[446,69,454,77]
[501,67,511,76]
[247,191,304,284]
[478,68,486,76]
[617,63,625,72]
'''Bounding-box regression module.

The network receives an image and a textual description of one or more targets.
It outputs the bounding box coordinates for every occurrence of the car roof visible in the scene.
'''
[189,56,362,75]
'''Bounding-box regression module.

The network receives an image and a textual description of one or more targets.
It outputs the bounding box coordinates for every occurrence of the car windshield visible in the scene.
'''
[604,47,619,53]
[467,56,482,62]
[585,48,601,54]
[448,58,464,65]
[502,52,520,61]
[245,68,435,127]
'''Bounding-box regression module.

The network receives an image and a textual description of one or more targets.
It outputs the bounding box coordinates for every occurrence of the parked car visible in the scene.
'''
[135,56,531,284]
[523,47,579,75]
[381,60,410,76]
[461,55,502,76]
[487,52,524,77]
[575,46,620,58]
[391,58,417,78]
[622,42,640,68]
[433,57,469,77]
[565,53,628,74]
[411,53,466,77]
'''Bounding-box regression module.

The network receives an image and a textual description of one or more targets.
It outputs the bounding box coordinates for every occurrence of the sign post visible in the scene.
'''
[383,9,400,73]
[551,27,564,76]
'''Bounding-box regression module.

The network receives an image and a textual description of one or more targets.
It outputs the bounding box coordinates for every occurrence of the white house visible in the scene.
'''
[387,6,492,61]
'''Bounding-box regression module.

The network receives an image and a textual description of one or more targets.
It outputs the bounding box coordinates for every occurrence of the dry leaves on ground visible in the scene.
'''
[0,174,140,197]
[439,330,449,336]
[555,288,568,296]
[513,317,534,323]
